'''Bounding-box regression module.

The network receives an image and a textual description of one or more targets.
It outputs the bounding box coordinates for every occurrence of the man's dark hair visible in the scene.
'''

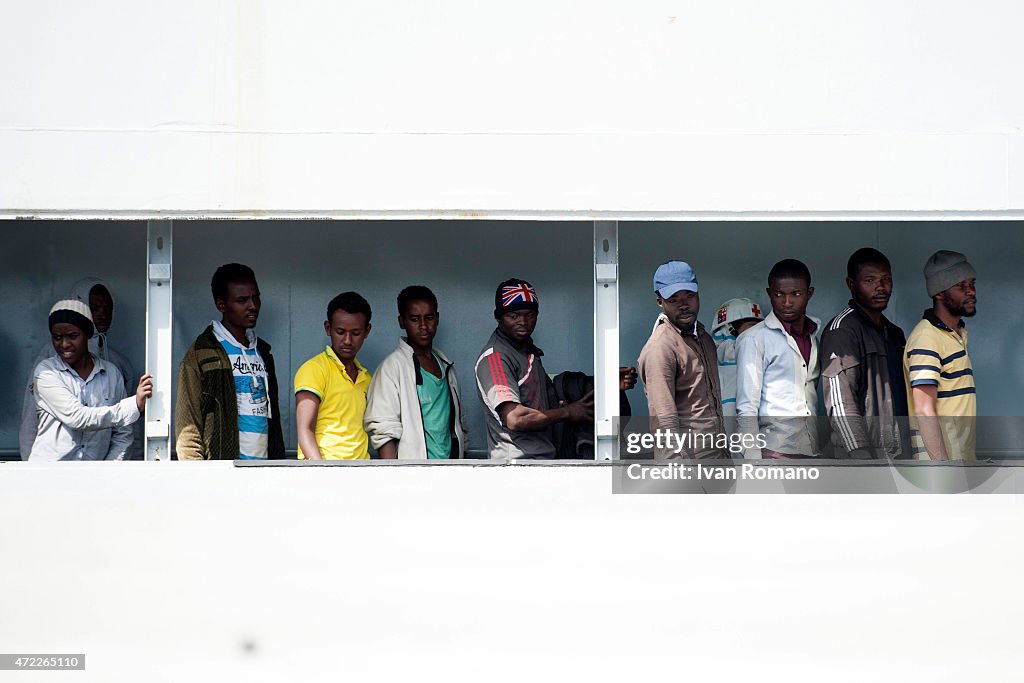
[396,285,438,316]
[211,263,257,302]
[768,259,812,286]
[846,247,891,280]
[327,291,372,324]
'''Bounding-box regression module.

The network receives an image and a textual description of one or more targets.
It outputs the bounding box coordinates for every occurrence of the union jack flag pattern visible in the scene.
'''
[501,283,538,308]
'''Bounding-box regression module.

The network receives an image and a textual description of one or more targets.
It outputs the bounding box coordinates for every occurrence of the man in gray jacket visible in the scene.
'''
[365,285,468,459]
[820,248,908,459]
[474,278,593,459]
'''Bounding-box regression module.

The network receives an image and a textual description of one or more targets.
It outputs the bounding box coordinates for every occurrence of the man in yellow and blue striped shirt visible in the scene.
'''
[904,251,977,461]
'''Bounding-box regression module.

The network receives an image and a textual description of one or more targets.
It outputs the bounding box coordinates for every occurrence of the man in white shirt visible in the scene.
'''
[736,259,821,459]
[20,277,142,459]
[29,300,152,461]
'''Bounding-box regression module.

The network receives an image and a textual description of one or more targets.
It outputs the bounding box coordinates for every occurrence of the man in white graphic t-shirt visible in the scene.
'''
[175,263,286,460]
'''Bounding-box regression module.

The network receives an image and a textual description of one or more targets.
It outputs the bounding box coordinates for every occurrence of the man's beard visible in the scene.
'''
[942,294,976,318]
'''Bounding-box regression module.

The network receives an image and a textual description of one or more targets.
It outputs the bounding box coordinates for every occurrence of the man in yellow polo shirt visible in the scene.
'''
[904,250,977,461]
[294,292,373,459]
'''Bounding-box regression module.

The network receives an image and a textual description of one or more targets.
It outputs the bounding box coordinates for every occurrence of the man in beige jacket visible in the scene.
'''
[637,261,725,459]
[364,286,468,459]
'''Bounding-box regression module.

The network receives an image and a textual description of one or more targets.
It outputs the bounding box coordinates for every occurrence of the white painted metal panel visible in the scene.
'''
[0,131,1018,217]
[145,221,173,460]
[593,221,619,460]
[0,462,1022,681]
[2,1,1024,216]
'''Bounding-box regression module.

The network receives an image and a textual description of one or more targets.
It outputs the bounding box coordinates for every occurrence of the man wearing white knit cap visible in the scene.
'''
[27,300,152,461]
[19,277,142,459]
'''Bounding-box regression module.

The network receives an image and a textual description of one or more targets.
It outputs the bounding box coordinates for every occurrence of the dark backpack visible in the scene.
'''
[551,372,593,459]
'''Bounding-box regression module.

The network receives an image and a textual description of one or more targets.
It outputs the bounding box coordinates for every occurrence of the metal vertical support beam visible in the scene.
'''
[594,221,619,461]
[145,221,173,460]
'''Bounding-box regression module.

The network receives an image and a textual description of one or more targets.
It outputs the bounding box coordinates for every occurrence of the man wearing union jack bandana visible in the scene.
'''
[474,278,594,459]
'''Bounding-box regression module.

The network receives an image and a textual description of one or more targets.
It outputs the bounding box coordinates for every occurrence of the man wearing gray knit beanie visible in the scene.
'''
[903,250,978,461]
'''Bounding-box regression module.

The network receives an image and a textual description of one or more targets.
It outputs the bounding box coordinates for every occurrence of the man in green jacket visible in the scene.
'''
[175,263,286,460]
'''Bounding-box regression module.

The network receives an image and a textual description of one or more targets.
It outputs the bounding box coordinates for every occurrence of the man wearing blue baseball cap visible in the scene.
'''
[637,261,725,459]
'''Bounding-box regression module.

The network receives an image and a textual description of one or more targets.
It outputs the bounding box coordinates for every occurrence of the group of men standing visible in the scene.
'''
[170,266,596,461]
[20,248,978,462]
[638,248,978,461]
[21,263,599,461]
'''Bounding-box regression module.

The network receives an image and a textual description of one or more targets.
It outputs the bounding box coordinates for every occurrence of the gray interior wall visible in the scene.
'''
[0,222,147,451]
[172,220,594,455]
[4,220,1022,454]
[0,220,594,454]
[620,222,1024,450]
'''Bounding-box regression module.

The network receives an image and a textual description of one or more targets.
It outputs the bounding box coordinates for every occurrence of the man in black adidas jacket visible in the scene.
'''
[820,248,909,459]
